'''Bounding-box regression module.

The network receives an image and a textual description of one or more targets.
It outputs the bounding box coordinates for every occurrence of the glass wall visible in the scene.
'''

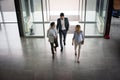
[20,0,45,37]
[85,0,98,36]
[0,2,2,23]
[79,0,97,22]
[96,0,108,35]
[49,0,79,21]
[21,0,33,36]
[43,0,50,22]
[33,0,43,22]
[79,0,108,36]
[86,0,96,22]
[19,0,108,37]
[79,0,86,22]
[85,0,108,36]
[0,9,3,23]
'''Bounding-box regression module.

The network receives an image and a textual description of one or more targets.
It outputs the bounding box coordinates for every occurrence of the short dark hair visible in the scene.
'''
[60,13,64,17]
[76,25,81,28]
[50,22,55,27]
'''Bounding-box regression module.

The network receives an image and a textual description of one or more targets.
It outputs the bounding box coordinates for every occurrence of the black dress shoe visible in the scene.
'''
[61,48,63,52]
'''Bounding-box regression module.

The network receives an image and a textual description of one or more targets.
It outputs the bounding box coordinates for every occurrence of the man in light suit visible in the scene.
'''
[57,13,69,52]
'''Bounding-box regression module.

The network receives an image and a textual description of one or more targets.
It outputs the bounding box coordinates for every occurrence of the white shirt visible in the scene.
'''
[47,28,58,43]
[61,19,66,30]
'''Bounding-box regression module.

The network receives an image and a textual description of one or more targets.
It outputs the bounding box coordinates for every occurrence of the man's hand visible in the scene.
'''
[72,42,73,46]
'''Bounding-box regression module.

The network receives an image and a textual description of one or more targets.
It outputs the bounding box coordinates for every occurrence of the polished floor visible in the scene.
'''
[0,21,120,80]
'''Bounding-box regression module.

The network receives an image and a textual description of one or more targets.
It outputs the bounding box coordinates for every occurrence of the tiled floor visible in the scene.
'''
[0,20,120,80]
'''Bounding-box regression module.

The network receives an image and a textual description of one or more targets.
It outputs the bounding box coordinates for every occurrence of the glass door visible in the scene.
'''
[43,0,50,22]
[78,0,86,35]
[20,0,45,37]
[84,0,98,36]
[79,0,109,37]
[85,0,109,37]
[79,0,86,23]
[0,2,3,23]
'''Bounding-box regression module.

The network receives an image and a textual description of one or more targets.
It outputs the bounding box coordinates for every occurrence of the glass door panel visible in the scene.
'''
[85,23,103,36]
[33,0,43,22]
[0,2,2,23]
[32,0,45,37]
[0,10,2,23]
[43,0,50,22]
[96,0,108,36]
[85,0,108,36]
[79,0,86,22]
[86,0,96,22]
[21,0,32,36]
[20,0,45,37]
[85,0,99,36]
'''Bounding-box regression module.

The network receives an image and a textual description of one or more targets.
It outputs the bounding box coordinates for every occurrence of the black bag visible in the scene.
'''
[54,38,58,47]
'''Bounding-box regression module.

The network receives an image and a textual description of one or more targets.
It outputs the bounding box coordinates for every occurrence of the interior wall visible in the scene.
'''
[114,0,120,9]
[1,0,15,11]
[50,0,79,11]
[0,0,17,22]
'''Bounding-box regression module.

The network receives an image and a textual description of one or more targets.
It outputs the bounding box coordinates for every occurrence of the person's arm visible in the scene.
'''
[47,29,50,38]
[54,29,58,39]
[56,19,59,31]
[72,32,75,45]
[81,31,85,44]
[66,18,69,31]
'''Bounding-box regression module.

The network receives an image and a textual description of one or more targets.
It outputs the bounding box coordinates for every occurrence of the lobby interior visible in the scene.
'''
[0,0,120,80]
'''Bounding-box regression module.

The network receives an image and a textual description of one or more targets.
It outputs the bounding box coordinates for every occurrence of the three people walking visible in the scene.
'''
[47,13,84,63]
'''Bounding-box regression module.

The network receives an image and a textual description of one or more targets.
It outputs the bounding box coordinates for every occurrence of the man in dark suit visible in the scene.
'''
[57,13,69,52]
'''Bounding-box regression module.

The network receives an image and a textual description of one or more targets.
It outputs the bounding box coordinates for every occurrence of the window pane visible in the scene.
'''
[85,23,103,36]
[86,0,96,22]
[0,11,2,22]
[33,0,43,22]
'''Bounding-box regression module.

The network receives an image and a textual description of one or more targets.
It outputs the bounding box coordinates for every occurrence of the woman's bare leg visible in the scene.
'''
[77,43,81,63]
[74,42,77,56]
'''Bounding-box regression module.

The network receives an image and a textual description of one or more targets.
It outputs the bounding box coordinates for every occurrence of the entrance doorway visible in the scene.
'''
[15,0,109,37]
[48,0,109,37]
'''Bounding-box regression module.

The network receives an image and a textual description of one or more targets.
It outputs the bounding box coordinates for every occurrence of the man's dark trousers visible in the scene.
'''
[59,30,67,49]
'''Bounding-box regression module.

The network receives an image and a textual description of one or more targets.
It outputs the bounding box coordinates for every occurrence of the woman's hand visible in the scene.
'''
[81,41,84,45]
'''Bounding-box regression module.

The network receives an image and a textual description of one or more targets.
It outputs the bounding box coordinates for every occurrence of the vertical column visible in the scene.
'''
[104,0,113,39]
[14,0,24,37]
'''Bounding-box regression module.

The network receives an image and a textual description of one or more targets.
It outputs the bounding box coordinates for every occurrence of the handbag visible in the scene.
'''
[81,41,84,44]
